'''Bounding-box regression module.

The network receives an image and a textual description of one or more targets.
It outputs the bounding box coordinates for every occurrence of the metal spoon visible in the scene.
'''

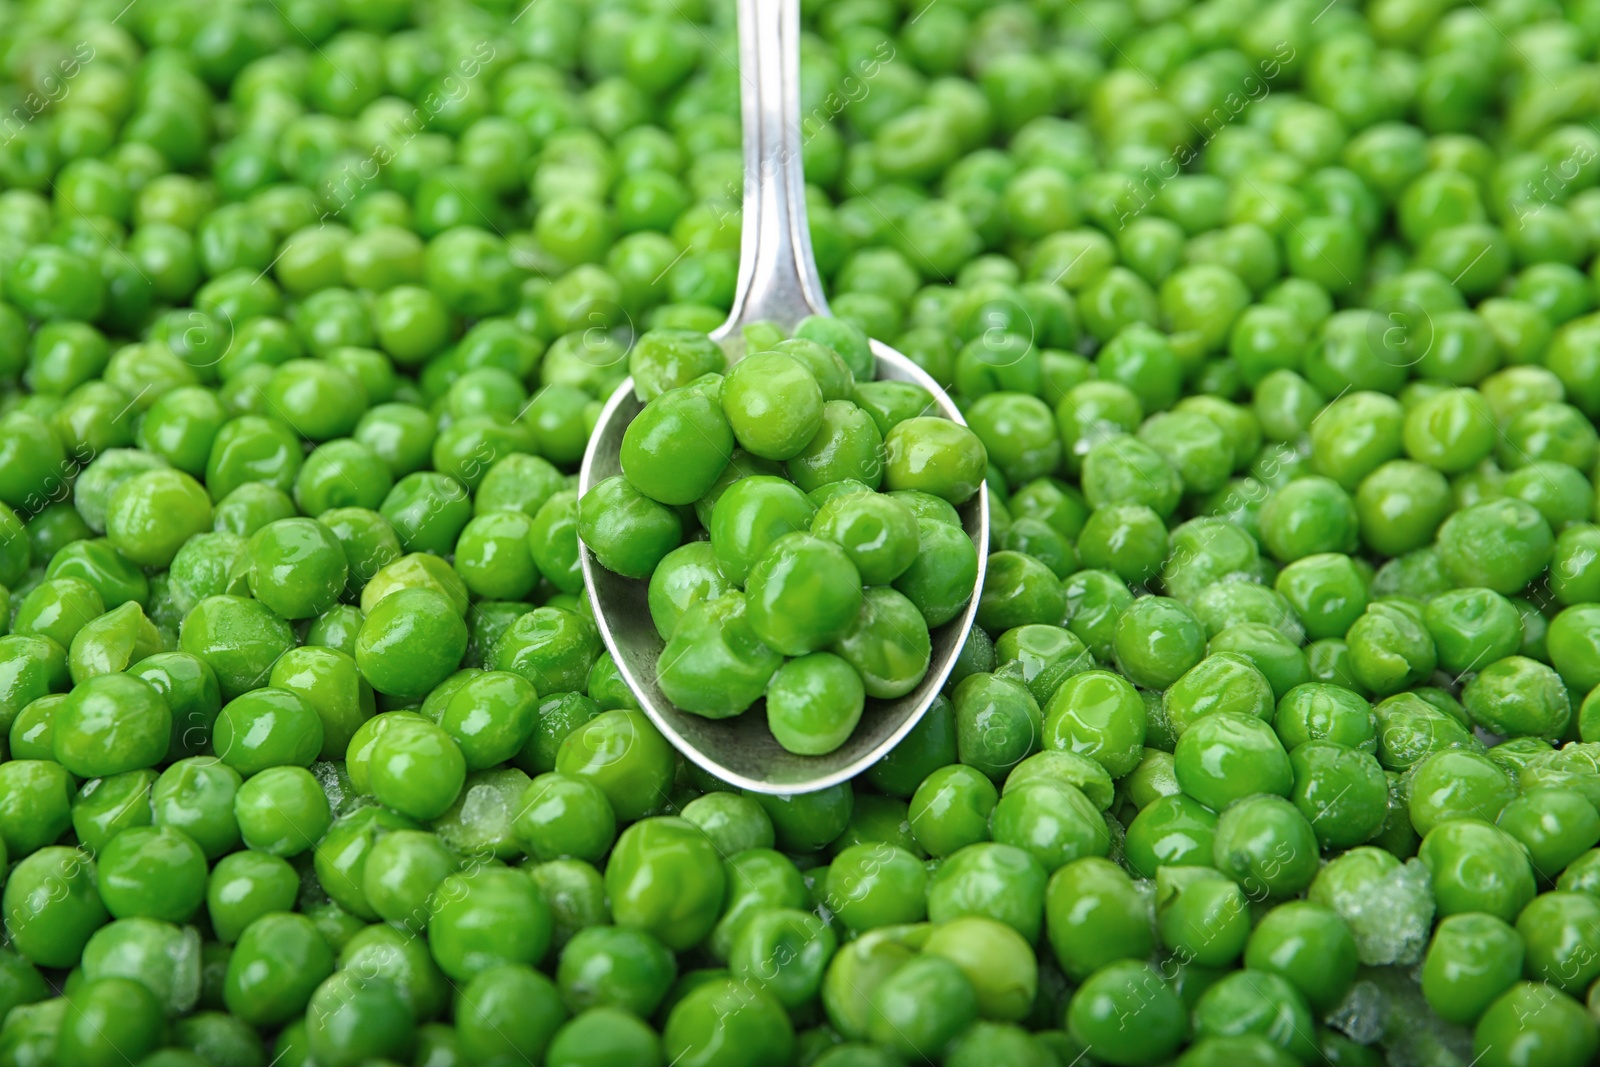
[578,0,988,794]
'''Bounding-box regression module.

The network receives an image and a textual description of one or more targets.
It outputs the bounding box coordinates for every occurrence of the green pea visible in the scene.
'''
[1437,497,1554,594]
[234,765,331,856]
[556,710,675,823]
[663,976,794,1067]
[204,850,298,944]
[1155,866,1251,970]
[1420,912,1524,1026]
[67,601,162,685]
[54,672,170,779]
[766,652,866,757]
[1066,960,1187,1067]
[604,817,724,952]
[105,468,213,569]
[1473,982,1597,1067]
[832,586,932,700]
[1288,740,1388,849]
[1462,654,1571,739]
[1114,596,1207,690]
[1420,819,1536,922]
[178,595,296,701]
[910,765,998,858]
[1190,969,1319,1064]
[1045,856,1155,982]
[1498,787,1600,881]
[1125,794,1220,879]
[1407,749,1516,838]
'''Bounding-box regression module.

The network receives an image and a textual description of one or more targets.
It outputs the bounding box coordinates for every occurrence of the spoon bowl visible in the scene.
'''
[579,341,988,793]
[577,0,988,793]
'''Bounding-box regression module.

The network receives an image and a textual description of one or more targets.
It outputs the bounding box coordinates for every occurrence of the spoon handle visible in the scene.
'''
[718,0,830,337]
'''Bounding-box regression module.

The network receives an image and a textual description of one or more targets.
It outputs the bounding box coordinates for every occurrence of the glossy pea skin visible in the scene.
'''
[657,591,782,719]
[1420,819,1536,923]
[604,817,724,952]
[1043,669,1145,778]
[1155,866,1250,970]
[832,586,932,700]
[553,708,674,823]
[721,351,824,461]
[1114,597,1207,690]
[1477,982,1597,1067]
[1066,960,1188,1067]
[977,551,1066,633]
[708,474,815,587]
[745,533,863,656]
[244,517,348,620]
[355,587,468,700]
[1288,740,1388,849]
[1421,912,1525,1026]
[621,385,735,505]
[812,489,921,585]
[1462,655,1571,740]
[178,595,296,701]
[767,652,865,756]
[1498,787,1600,881]
[1174,712,1292,811]
[1164,652,1275,737]
[54,672,171,779]
[1047,857,1155,982]
[910,765,998,858]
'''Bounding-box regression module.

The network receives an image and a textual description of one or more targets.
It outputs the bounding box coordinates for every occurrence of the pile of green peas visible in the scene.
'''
[583,319,986,754]
[1,0,1600,1064]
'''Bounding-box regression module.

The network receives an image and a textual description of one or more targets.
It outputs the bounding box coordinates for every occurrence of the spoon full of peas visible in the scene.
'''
[579,0,989,794]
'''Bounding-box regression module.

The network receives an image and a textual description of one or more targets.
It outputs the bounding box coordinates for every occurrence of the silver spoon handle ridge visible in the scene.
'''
[717,0,830,337]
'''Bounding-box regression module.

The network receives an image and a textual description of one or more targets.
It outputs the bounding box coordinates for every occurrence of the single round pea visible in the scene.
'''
[1498,787,1600,880]
[355,587,468,700]
[1047,856,1155,982]
[1164,653,1276,736]
[720,351,824,461]
[233,766,332,856]
[831,586,932,700]
[213,687,323,776]
[1472,982,1598,1067]
[1345,601,1437,697]
[767,652,866,756]
[1113,596,1206,689]
[1155,866,1251,970]
[1212,794,1320,900]
[977,550,1067,633]
[1042,669,1145,778]
[1421,912,1525,1026]
[1190,969,1319,1064]
[96,825,207,922]
[556,710,675,823]
[883,416,987,505]
[1436,497,1554,595]
[1066,960,1187,1067]
[205,850,298,944]
[104,468,213,569]
[708,474,815,587]
[1462,655,1571,739]
[746,533,863,656]
[1175,712,1292,810]
[1420,819,1537,922]
[621,385,735,505]
[178,595,296,701]
[811,490,921,585]
[605,817,725,952]
[1407,748,1516,838]
[54,673,171,778]
[244,517,348,620]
